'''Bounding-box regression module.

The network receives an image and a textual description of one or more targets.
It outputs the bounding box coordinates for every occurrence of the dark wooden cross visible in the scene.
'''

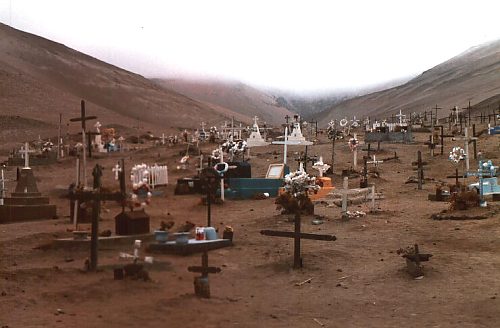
[285,114,290,125]
[200,167,221,227]
[70,159,126,271]
[188,251,221,298]
[412,151,427,190]
[261,212,336,269]
[360,156,369,188]
[294,147,317,173]
[402,244,432,277]
[362,143,372,159]
[70,100,97,186]
[424,135,438,157]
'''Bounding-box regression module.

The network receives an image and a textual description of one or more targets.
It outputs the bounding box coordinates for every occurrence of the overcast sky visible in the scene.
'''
[1,0,499,93]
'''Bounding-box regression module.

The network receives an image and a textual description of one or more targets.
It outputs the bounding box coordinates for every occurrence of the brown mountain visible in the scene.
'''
[0,23,246,152]
[318,40,500,125]
[154,78,294,125]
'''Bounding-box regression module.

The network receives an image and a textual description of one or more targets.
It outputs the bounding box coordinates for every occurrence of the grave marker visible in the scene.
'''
[70,100,97,187]
[187,251,221,298]
[19,142,35,169]
[70,161,126,271]
[453,127,477,171]
[261,169,335,268]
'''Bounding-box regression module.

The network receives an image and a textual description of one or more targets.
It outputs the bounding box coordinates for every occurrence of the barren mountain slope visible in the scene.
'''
[318,40,500,125]
[0,23,238,147]
[154,78,295,125]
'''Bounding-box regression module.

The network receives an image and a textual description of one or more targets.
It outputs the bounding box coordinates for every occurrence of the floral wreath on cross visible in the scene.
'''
[449,146,466,164]
[348,136,358,152]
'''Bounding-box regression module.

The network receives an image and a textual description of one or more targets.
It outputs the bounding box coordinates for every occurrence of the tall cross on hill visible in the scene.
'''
[70,100,97,187]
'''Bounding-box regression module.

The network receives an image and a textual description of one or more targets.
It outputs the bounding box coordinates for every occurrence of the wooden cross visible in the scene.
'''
[70,100,97,187]
[188,251,221,298]
[360,156,369,188]
[200,167,221,227]
[70,160,126,271]
[332,177,377,219]
[362,143,372,159]
[261,212,336,269]
[424,134,438,157]
[19,142,35,168]
[412,151,427,190]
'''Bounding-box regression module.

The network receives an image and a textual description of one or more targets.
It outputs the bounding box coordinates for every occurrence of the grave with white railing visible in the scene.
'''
[130,164,168,189]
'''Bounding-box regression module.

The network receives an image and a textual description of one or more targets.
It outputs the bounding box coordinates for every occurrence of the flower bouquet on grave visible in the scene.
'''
[221,140,248,161]
[275,169,319,215]
[125,178,152,211]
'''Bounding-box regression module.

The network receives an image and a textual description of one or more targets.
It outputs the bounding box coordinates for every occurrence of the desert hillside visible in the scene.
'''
[154,78,295,125]
[0,23,247,151]
[318,40,500,125]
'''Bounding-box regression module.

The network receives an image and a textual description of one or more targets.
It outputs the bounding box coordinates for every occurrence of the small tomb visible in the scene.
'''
[0,167,56,223]
[115,209,150,236]
[223,163,289,199]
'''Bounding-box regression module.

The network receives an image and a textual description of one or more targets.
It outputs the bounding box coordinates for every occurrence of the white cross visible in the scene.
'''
[312,156,330,177]
[367,155,383,168]
[112,163,122,180]
[396,110,406,125]
[94,121,102,133]
[454,127,478,171]
[19,142,35,168]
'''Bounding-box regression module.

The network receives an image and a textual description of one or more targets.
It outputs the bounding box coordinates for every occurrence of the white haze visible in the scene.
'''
[0,0,499,93]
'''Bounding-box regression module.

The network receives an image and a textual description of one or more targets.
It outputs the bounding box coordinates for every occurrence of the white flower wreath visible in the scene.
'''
[449,146,466,164]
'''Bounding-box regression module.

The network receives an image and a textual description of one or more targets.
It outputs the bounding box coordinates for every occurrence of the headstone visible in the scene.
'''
[0,167,57,223]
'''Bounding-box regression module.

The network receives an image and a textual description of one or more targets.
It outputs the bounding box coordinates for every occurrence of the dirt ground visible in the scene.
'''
[1,126,499,328]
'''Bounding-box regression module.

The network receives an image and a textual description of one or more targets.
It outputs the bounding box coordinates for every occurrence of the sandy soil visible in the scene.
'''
[1,126,499,328]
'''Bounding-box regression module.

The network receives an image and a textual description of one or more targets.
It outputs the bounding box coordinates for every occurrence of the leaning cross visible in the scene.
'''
[19,142,35,168]
[261,213,336,269]
[70,100,97,187]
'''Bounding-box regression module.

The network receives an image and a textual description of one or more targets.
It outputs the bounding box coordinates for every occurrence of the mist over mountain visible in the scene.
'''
[316,39,500,126]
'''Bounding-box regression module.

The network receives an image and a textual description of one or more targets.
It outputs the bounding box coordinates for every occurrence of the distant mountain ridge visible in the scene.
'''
[153,78,294,125]
[317,40,500,125]
[0,22,249,148]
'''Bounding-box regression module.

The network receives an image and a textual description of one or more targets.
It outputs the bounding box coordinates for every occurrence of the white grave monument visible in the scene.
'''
[246,116,269,147]
[93,122,107,153]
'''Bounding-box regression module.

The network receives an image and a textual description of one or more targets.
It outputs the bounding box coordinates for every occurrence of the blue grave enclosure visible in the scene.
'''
[488,125,500,135]
[219,164,289,199]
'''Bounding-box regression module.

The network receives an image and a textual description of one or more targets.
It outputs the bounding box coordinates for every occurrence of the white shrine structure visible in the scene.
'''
[246,116,269,147]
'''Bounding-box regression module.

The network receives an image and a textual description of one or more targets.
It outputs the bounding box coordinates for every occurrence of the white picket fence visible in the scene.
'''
[130,163,168,189]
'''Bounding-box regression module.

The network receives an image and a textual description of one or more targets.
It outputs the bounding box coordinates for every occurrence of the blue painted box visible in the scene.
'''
[222,178,284,199]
